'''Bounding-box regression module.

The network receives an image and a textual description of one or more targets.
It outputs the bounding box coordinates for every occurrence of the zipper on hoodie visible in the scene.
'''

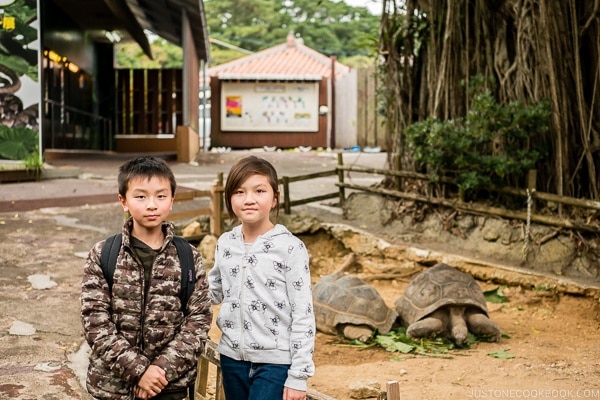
[239,240,247,360]
[239,237,255,360]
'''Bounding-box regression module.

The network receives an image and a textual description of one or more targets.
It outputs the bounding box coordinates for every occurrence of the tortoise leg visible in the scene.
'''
[448,306,468,346]
[466,311,501,342]
[406,310,446,339]
[341,325,373,342]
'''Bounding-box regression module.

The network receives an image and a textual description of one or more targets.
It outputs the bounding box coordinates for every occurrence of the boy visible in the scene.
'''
[81,156,212,399]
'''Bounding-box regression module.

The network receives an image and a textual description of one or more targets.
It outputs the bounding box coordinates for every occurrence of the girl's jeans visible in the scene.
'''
[220,354,290,400]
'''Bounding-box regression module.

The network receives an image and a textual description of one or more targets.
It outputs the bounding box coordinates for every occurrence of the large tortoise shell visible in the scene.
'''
[395,263,488,325]
[313,272,397,335]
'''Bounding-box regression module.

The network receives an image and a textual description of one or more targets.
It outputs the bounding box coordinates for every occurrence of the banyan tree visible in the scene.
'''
[380,0,600,201]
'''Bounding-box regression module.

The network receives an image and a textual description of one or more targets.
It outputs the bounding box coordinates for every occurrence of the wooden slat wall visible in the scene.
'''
[116,69,183,135]
[356,67,386,150]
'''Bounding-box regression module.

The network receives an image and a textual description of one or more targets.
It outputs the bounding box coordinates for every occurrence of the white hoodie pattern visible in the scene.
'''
[208,224,315,391]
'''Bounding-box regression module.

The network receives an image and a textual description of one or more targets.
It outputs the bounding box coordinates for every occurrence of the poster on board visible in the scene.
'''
[221,81,319,132]
[0,0,40,161]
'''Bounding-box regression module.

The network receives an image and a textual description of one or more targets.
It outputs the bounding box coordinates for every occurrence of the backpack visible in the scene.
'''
[99,233,195,314]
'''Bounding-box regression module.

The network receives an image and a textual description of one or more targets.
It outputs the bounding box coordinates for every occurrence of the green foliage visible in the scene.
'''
[338,54,376,68]
[0,0,38,81]
[116,37,183,69]
[0,125,39,160]
[23,145,42,173]
[483,287,509,304]
[115,1,381,68]
[209,48,249,66]
[405,77,550,195]
[347,327,484,358]
[204,0,380,61]
[0,52,35,79]
[488,349,516,359]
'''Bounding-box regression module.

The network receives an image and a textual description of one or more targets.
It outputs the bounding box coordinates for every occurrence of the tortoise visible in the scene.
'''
[395,263,501,346]
[313,271,398,342]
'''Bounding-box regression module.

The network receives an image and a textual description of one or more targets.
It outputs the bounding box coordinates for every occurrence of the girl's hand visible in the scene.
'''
[283,386,307,400]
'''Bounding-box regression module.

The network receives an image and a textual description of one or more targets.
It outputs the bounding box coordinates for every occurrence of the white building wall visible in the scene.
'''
[333,69,358,149]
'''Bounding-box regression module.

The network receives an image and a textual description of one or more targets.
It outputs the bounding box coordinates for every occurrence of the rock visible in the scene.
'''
[483,231,500,242]
[27,274,57,290]
[349,380,381,399]
[34,362,61,372]
[181,220,202,237]
[74,251,89,259]
[322,223,390,257]
[456,215,476,230]
[279,213,322,234]
[198,234,217,268]
[9,320,36,335]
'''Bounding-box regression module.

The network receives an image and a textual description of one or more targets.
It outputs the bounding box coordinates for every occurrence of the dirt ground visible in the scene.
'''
[289,224,599,400]
[1,150,600,399]
[309,269,600,399]
[196,204,600,400]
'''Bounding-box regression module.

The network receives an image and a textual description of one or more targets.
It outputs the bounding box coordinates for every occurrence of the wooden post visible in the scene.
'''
[215,365,225,400]
[283,176,291,214]
[393,153,402,191]
[527,169,537,214]
[210,172,224,237]
[337,152,346,205]
[194,357,210,399]
[386,381,400,400]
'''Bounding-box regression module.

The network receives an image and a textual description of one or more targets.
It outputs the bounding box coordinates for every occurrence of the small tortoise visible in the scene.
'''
[313,271,398,342]
[395,263,500,345]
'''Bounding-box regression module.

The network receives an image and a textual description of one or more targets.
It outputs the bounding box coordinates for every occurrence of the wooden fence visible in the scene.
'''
[335,164,600,234]
[171,160,345,237]
[172,153,600,239]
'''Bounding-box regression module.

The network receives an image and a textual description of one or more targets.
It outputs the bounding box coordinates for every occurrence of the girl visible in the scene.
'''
[208,155,315,400]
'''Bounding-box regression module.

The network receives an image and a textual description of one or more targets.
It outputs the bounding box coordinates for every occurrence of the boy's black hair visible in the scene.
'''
[224,155,280,220]
[117,156,177,198]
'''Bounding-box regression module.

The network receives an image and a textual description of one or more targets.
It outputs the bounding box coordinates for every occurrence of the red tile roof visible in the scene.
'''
[207,32,351,81]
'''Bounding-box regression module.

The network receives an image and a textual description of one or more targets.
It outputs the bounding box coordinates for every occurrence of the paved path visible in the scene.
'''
[0,148,388,399]
[1,149,388,212]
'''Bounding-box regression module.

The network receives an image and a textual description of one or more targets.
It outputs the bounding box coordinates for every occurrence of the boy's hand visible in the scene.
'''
[135,386,152,399]
[136,365,168,399]
[283,386,307,400]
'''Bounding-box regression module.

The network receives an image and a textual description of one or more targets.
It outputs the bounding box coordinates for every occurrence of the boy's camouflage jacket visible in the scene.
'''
[81,218,213,399]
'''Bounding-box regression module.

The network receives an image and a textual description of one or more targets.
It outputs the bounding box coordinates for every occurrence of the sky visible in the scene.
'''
[342,0,382,15]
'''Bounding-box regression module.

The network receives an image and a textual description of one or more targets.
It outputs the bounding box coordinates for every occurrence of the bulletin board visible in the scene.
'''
[220,81,319,132]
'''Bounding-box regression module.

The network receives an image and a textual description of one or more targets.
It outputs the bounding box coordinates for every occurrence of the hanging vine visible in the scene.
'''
[379,0,600,200]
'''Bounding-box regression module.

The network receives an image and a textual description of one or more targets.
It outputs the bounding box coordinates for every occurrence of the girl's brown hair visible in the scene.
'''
[224,155,280,220]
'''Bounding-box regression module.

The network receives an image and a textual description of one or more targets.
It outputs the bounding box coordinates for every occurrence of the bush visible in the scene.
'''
[0,125,39,160]
[405,79,550,197]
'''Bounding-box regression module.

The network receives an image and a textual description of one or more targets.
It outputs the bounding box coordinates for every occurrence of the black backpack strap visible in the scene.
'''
[99,233,122,291]
[173,236,196,398]
[173,236,195,315]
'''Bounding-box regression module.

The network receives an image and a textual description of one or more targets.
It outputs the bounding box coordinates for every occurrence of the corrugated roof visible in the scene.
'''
[207,32,351,81]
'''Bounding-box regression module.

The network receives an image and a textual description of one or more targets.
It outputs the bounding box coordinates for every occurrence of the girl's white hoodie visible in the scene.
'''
[208,224,315,391]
